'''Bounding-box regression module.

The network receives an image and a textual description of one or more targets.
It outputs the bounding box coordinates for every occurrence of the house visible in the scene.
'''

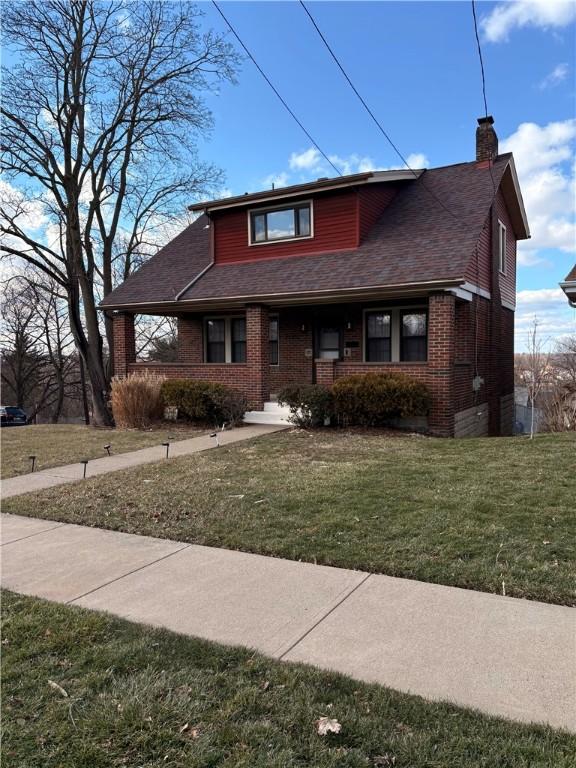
[560,265,576,307]
[101,117,530,437]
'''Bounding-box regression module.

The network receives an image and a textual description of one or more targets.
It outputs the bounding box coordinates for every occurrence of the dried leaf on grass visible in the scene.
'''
[316,716,341,735]
[47,680,68,698]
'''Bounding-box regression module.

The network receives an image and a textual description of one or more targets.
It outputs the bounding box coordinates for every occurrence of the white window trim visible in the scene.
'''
[269,313,279,367]
[204,315,246,364]
[498,220,507,276]
[248,200,314,246]
[363,306,428,363]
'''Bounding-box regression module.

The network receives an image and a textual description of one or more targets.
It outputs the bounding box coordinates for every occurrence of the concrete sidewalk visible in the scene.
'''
[0,424,285,499]
[2,514,574,732]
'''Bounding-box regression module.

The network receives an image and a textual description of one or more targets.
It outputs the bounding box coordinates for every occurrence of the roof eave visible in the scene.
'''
[188,169,422,214]
[98,277,465,314]
[500,156,530,240]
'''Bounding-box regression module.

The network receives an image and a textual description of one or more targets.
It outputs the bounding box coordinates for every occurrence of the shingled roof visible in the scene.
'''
[100,153,528,311]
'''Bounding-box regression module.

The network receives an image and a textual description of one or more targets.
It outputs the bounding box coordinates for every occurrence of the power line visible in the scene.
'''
[471,0,497,199]
[212,1,342,177]
[298,0,459,220]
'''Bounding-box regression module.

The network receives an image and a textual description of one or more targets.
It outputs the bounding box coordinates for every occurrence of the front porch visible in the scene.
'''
[113,293,472,437]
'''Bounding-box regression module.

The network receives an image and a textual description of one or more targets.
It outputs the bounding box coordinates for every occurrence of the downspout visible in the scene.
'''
[175,210,215,301]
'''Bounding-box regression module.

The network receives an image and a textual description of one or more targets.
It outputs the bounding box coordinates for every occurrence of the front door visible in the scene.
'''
[316,325,341,360]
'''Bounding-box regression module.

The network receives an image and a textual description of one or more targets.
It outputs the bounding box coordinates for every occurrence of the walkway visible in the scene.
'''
[1,513,574,732]
[1,424,285,499]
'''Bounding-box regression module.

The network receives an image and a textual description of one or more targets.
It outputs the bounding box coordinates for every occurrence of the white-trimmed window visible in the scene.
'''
[365,312,391,362]
[249,202,312,245]
[363,307,427,363]
[205,317,246,363]
[498,220,507,275]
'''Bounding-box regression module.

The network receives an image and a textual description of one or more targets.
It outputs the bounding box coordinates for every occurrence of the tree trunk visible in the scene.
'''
[79,356,90,425]
[51,373,65,423]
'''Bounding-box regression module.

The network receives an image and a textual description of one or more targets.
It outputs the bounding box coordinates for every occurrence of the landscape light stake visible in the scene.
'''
[29,455,36,472]
[80,459,89,479]
[162,442,170,459]
[104,444,112,456]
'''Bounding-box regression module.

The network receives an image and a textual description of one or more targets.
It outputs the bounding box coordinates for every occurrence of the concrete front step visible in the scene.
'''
[244,400,292,425]
[243,411,291,425]
[263,401,290,414]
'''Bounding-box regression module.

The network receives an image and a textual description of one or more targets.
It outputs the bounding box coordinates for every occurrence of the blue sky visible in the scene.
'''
[194,0,576,350]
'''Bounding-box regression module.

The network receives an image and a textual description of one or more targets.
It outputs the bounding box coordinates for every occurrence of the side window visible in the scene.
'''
[498,220,507,275]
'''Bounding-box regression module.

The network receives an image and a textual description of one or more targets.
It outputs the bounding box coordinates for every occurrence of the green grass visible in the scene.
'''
[0,423,204,479]
[5,429,575,605]
[2,591,574,767]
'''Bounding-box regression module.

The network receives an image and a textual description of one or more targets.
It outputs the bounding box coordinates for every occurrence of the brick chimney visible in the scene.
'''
[476,116,498,163]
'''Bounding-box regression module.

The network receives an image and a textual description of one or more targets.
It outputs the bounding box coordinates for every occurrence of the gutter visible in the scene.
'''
[559,281,576,309]
[99,277,465,312]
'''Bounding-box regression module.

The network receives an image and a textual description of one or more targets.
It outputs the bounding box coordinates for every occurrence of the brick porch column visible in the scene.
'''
[246,304,269,409]
[427,293,456,437]
[112,312,136,378]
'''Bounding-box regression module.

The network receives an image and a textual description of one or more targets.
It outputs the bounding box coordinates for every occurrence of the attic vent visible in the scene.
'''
[317,177,329,181]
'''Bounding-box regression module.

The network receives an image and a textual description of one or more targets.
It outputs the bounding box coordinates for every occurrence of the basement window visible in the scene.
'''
[249,202,312,244]
[498,220,507,275]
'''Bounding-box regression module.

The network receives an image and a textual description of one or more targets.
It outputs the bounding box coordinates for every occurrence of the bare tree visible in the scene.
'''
[521,319,551,439]
[1,1,238,425]
[1,274,82,422]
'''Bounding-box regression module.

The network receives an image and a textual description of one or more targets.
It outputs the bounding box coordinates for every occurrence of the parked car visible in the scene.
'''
[0,406,28,427]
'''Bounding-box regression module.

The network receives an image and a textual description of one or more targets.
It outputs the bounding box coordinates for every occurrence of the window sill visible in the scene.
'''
[249,234,314,247]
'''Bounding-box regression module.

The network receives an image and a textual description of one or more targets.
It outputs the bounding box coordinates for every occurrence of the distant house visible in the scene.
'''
[560,265,576,307]
[101,117,530,437]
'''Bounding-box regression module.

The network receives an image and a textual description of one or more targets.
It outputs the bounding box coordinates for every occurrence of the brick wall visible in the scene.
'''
[177,316,203,364]
[116,287,514,436]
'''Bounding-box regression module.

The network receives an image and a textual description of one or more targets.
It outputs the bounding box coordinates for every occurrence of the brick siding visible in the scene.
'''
[116,287,514,437]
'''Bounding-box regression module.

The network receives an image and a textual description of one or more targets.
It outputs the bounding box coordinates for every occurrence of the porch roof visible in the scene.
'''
[100,154,528,313]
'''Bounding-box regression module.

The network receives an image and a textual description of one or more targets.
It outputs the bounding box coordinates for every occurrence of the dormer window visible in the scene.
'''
[249,202,312,245]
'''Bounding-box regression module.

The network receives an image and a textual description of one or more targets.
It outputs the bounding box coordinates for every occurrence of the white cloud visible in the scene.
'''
[500,119,576,258]
[289,148,323,172]
[481,1,576,43]
[539,63,570,89]
[285,147,429,181]
[515,287,575,349]
[261,172,290,189]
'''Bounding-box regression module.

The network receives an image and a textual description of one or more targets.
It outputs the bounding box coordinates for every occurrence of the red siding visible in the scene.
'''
[465,189,517,304]
[495,191,517,307]
[213,189,359,264]
[212,184,398,265]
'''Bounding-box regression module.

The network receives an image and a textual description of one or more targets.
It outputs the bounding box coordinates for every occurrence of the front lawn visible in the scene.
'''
[0,423,204,479]
[2,591,573,767]
[4,430,574,605]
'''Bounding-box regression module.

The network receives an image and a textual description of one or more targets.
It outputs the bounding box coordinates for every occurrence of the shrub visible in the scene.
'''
[332,372,431,427]
[161,379,247,426]
[111,371,165,429]
[278,384,334,429]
